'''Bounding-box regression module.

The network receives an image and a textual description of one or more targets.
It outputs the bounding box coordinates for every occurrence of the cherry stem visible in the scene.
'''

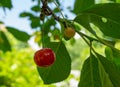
[76,29,98,42]
[76,29,116,50]
[76,29,120,55]
[40,0,68,25]
[41,20,45,48]
[53,1,65,19]
[76,30,96,53]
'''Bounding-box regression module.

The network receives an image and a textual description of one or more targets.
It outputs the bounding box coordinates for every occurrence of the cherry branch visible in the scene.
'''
[41,0,60,21]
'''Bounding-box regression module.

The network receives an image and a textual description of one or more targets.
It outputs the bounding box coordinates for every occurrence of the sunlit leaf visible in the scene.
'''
[105,46,120,59]
[117,0,120,2]
[37,42,71,84]
[74,14,96,35]
[97,53,120,87]
[90,15,120,39]
[79,54,113,87]
[105,47,114,61]
[105,46,120,71]
[75,3,120,39]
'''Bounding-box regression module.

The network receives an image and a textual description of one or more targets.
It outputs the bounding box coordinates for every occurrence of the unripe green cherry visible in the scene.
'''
[64,27,75,40]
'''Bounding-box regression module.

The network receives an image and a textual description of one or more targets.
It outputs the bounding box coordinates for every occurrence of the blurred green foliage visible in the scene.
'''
[0,30,81,87]
[0,32,47,87]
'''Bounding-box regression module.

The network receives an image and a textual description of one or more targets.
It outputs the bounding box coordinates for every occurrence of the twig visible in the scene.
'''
[40,0,60,21]
[53,1,65,19]
[46,5,60,21]
[76,29,98,42]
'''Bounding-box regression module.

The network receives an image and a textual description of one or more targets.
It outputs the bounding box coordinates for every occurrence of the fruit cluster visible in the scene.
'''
[34,27,75,67]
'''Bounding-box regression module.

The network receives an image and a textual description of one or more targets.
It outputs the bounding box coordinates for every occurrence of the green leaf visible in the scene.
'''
[79,55,101,87]
[105,47,114,61]
[37,42,71,84]
[70,38,76,45]
[82,3,120,23]
[43,18,56,29]
[97,54,120,87]
[111,48,120,59]
[78,54,113,87]
[105,47,120,70]
[6,27,30,42]
[97,57,114,87]
[73,0,95,14]
[117,0,120,3]
[105,47,120,57]
[105,47,120,59]
[90,15,120,39]
[76,3,120,39]
[0,31,11,52]
[112,49,120,69]
[31,5,40,12]
[74,14,96,35]
[30,17,40,28]
[19,12,33,18]
[0,0,12,9]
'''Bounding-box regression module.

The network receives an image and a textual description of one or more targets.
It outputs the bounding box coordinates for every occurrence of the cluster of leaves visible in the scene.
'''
[34,0,120,87]
[0,0,12,10]
[1,0,120,87]
[75,1,120,87]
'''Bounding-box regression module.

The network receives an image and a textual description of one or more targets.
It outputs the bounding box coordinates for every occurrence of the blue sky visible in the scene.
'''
[0,0,75,34]
[0,0,36,34]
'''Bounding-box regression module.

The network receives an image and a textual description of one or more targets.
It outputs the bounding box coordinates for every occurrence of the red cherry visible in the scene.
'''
[34,48,56,67]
